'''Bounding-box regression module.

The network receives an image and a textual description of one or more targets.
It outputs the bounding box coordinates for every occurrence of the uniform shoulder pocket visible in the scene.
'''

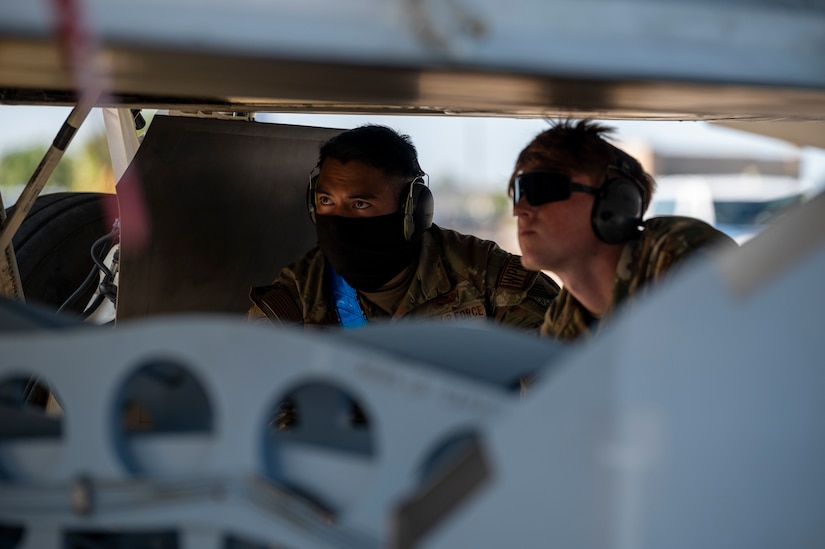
[250,285,303,325]
[496,255,533,291]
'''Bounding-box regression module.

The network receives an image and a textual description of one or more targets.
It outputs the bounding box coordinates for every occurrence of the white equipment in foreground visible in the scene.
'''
[2,191,824,548]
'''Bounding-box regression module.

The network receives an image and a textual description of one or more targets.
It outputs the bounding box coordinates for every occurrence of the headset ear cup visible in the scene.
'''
[403,180,434,241]
[591,178,643,244]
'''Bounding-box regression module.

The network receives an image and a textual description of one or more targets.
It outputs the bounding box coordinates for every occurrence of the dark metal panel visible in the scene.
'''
[116,115,341,319]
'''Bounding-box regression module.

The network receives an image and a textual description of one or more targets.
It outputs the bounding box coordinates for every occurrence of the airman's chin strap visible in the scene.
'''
[327,263,368,328]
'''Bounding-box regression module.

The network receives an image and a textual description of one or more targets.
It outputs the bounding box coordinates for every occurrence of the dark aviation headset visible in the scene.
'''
[307,168,434,241]
[590,149,645,244]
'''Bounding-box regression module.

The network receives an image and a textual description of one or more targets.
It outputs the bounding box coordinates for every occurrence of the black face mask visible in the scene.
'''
[315,211,420,292]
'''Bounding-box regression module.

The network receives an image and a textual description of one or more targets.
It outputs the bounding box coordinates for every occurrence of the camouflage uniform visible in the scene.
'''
[249,224,559,332]
[542,216,737,341]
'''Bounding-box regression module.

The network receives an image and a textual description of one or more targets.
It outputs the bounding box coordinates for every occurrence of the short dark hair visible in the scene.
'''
[509,119,656,212]
[318,124,423,184]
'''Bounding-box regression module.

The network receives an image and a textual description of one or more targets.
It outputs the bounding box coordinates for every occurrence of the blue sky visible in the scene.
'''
[2,105,824,192]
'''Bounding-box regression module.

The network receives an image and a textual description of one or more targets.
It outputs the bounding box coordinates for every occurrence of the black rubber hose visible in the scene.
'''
[57,228,117,313]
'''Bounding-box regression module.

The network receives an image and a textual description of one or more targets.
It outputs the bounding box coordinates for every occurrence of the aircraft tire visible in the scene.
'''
[6,192,117,314]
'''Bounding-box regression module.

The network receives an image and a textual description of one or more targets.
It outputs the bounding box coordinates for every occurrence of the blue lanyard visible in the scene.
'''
[327,264,368,328]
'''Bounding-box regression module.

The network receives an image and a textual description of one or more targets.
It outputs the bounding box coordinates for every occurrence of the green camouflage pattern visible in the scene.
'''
[541,216,738,341]
[249,225,559,333]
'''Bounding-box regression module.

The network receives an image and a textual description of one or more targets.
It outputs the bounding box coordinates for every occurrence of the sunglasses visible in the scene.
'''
[513,171,598,207]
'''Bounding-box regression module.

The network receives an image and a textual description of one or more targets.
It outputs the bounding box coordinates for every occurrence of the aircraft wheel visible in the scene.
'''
[5,192,117,314]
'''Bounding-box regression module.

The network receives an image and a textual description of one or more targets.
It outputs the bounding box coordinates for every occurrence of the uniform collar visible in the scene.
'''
[392,227,453,317]
[412,227,453,299]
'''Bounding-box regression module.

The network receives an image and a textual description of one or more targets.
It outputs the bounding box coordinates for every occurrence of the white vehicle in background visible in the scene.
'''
[648,174,815,243]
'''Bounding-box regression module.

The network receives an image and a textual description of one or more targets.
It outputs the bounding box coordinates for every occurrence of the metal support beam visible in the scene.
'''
[0,190,24,301]
[0,91,98,252]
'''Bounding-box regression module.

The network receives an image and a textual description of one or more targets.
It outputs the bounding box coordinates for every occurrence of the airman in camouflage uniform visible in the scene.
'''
[249,124,558,333]
[510,119,737,342]
[249,224,558,331]
[542,216,736,341]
